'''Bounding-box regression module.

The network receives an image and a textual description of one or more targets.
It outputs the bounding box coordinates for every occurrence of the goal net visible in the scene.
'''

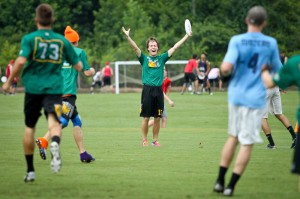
[114,60,188,94]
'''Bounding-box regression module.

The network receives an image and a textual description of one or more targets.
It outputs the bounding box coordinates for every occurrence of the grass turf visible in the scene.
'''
[0,91,298,199]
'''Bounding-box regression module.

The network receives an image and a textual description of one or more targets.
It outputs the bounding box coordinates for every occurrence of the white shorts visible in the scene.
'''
[161,106,167,118]
[263,87,282,118]
[228,104,264,145]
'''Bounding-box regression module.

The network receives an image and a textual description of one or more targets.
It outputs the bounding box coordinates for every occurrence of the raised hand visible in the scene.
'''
[122,27,130,37]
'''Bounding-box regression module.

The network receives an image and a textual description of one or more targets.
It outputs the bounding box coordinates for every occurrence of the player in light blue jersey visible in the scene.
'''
[213,6,281,196]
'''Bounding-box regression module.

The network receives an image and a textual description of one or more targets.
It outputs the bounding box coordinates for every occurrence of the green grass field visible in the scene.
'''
[0,91,298,199]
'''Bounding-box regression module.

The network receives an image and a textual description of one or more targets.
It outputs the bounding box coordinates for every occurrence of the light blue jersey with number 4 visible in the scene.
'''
[224,32,282,109]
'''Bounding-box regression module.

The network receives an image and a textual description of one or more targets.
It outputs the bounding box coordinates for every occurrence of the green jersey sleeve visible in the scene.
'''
[19,36,32,58]
[273,60,296,89]
[79,50,90,71]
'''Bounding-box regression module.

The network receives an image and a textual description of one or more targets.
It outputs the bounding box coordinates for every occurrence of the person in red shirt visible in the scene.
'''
[181,54,200,94]
[5,60,18,95]
[101,62,114,93]
[148,68,174,128]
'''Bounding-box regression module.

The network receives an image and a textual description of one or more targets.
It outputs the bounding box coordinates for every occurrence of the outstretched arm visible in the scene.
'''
[163,93,174,107]
[261,65,275,88]
[84,67,95,77]
[122,27,141,57]
[168,34,190,57]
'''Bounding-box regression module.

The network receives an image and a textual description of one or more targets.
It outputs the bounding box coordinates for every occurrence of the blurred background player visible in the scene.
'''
[197,53,211,95]
[208,65,223,93]
[90,67,103,94]
[261,88,297,149]
[101,62,114,93]
[149,68,174,128]
[36,25,95,163]
[5,59,18,95]
[2,3,83,181]
[181,54,200,94]
[262,54,300,192]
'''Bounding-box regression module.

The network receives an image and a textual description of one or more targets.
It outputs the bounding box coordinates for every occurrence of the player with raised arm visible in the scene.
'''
[2,4,82,181]
[213,6,281,196]
[122,24,191,146]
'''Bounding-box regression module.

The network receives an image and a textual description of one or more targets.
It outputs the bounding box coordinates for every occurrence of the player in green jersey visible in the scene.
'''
[2,4,82,182]
[35,26,96,163]
[122,26,191,146]
[262,55,300,192]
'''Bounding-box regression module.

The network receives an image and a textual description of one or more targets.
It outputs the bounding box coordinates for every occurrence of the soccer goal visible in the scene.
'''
[114,60,188,94]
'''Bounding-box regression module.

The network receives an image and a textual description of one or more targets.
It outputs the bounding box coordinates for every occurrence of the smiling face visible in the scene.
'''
[146,38,159,57]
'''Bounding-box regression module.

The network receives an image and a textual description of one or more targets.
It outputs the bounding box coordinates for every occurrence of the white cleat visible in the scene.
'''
[24,171,35,182]
[50,142,61,174]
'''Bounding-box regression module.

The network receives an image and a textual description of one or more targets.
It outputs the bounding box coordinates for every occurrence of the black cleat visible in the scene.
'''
[291,138,296,149]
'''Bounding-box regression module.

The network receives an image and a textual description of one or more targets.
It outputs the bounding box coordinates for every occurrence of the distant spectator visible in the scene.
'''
[280,51,288,64]
[90,68,102,94]
[181,54,200,95]
[5,60,18,95]
[101,62,114,93]
[208,65,223,92]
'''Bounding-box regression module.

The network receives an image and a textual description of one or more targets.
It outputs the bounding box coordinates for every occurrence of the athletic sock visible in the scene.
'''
[25,154,34,172]
[227,172,241,189]
[287,126,296,139]
[266,133,275,146]
[217,166,228,185]
[52,136,60,144]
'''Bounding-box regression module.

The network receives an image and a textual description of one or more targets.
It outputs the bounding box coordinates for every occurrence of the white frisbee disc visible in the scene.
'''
[198,72,205,80]
[185,19,192,36]
[1,76,7,83]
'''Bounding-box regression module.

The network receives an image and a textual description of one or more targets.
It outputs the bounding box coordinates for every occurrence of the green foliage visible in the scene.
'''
[0,0,299,65]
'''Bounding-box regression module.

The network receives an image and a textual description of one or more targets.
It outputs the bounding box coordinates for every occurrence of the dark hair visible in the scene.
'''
[247,6,267,26]
[192,54,197,59]
[146,37,159,49]
[36,4,54,26]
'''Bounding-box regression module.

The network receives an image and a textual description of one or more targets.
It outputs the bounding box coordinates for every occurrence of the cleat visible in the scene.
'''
[24,171,35,183]
[151,140,160,147]
[142,139,148,147]
[80,151,95,163]
[50,142,61,174]
[291,138,296,149]
[213,182,224,193]
[266,144,276,149]
[223,188,234,196]
[35,138,48,160]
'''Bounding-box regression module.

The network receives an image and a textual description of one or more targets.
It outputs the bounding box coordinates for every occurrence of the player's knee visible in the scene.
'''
[72,114,82,127]
[59,117,69,128]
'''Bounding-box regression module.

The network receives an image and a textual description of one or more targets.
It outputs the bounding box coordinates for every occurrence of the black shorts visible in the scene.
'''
[103,76,111,86]
[61,95,78,120]
[140,85,164,118]
[92,80,102,87]
[292,132,300,174]
[184,73,195,83]
[24,93,62,128]
[198,75,208,84]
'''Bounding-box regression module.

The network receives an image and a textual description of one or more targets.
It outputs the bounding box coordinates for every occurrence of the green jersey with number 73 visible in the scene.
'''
[20,29,80,94]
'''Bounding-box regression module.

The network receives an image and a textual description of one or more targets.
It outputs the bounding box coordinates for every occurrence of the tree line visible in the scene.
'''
[1,0,300,74]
